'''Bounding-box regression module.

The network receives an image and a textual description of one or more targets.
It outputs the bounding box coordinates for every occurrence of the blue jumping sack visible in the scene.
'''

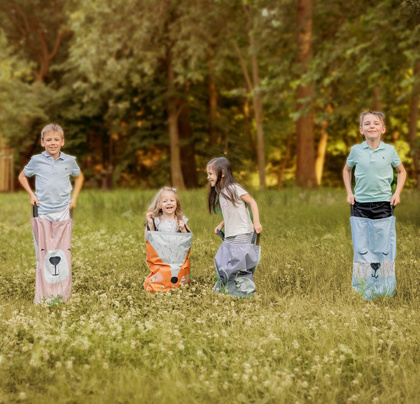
[350,207,396,300]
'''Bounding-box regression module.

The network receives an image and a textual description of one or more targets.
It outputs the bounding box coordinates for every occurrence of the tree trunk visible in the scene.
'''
[278,133,293,189]
[208,62,218,146]
[408,61,420,189]
[178,101,198,188]
[315,121,328,186]
[244,97,257,158]
[295,0,317,188]
[101,133,112,190]
[372,85,381,111]
[249,34,266,189]
[3,5,64,83]
[167,53,185,190]
[229,16,266,189]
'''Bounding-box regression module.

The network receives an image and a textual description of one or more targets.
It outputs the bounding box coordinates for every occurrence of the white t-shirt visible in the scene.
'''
[154,215,188,232]
[219,184,253,237]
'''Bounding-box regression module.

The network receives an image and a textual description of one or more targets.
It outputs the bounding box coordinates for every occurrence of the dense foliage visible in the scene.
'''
[1,0,419,189]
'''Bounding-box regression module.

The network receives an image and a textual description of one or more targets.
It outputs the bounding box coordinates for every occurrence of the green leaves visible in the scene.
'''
[0,0,419,188]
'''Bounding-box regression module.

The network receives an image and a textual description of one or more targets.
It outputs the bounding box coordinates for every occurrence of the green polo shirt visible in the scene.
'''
[346,141,401,203]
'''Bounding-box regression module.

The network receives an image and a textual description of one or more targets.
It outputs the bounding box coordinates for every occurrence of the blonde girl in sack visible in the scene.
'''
[145,187,190,235]
[143,187,192,293]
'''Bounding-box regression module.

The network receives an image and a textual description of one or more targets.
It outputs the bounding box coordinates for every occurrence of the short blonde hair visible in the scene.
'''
[148,187,184,220]
[359,111,385,127]
[41,124,64,140]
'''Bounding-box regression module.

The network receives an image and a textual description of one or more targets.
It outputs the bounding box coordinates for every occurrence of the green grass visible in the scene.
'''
[0,188,419,403]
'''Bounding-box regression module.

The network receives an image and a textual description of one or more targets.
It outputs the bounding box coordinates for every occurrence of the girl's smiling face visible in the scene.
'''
[160,190,177,217]
[207,165,222,187]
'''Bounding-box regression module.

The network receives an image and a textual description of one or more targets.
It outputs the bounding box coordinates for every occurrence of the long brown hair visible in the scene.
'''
[148,187,184,220]
[207,157,241,214]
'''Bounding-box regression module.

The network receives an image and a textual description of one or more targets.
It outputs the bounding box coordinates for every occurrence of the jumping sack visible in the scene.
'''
[31,205,73,304]
[350,207,396,301]
[144,225,192,293]
[213,231,261,298]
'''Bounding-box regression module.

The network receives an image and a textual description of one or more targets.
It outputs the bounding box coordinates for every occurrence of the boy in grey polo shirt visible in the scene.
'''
[343,111,406,217]
[18,124,84,221]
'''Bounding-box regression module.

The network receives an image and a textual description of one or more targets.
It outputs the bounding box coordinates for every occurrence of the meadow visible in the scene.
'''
[0,188,419,404]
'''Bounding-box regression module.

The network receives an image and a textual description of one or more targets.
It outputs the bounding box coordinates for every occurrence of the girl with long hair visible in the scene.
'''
[207,157,262,243]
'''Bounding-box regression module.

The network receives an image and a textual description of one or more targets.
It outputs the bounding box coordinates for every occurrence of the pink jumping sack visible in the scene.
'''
[31,205,73,304]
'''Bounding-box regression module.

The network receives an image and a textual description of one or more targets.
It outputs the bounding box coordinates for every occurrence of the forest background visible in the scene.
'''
[1,0,420,191]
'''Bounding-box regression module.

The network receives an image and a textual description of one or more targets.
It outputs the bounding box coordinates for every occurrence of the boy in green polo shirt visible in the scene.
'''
[343,111,406,217]
[343,111,406,300]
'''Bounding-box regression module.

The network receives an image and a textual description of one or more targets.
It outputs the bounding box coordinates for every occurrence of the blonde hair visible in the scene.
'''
[148,187,183,220]
[41,124,64,140]
[359,111,385,127]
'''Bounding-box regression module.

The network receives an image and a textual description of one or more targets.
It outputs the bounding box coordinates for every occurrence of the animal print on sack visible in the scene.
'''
[350,216,396,300]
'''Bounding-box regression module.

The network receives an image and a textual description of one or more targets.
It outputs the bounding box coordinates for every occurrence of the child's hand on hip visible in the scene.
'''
[30,194,39,206]
[253,222,263,234]
[390,193,400,206]
[178,220,186,231]
[214,223,224,234]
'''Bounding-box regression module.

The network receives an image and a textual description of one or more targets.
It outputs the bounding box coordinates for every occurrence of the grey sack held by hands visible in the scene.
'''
[213,231,261,298]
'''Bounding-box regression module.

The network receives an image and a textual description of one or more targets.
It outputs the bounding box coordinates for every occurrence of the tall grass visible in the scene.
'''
[0,189,419,403]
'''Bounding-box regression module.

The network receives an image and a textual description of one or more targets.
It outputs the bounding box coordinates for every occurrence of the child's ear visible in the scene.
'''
[221,170,225,178]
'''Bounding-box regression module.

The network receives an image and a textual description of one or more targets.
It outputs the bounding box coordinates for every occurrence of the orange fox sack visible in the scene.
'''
[144,231,192,294]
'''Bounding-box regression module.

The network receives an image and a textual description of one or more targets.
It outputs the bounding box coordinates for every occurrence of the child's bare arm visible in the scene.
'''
[70,172,84,209]
[18,171,39,206]
[214,220,224,234]
[240,193,262,234]
[343,164,354,205]
[144,212,155,238]
[390,163,406,206]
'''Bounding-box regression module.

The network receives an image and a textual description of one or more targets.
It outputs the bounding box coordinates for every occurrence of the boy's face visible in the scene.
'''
[360,114,386,141]
[41,131,64,158]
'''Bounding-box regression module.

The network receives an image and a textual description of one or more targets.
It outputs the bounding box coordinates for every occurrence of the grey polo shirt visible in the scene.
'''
[24,151,81,214]
[346,141,401,203]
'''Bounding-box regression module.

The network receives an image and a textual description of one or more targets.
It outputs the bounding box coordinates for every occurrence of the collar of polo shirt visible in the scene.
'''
[42,151,65,160]
[362,141,385,151]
